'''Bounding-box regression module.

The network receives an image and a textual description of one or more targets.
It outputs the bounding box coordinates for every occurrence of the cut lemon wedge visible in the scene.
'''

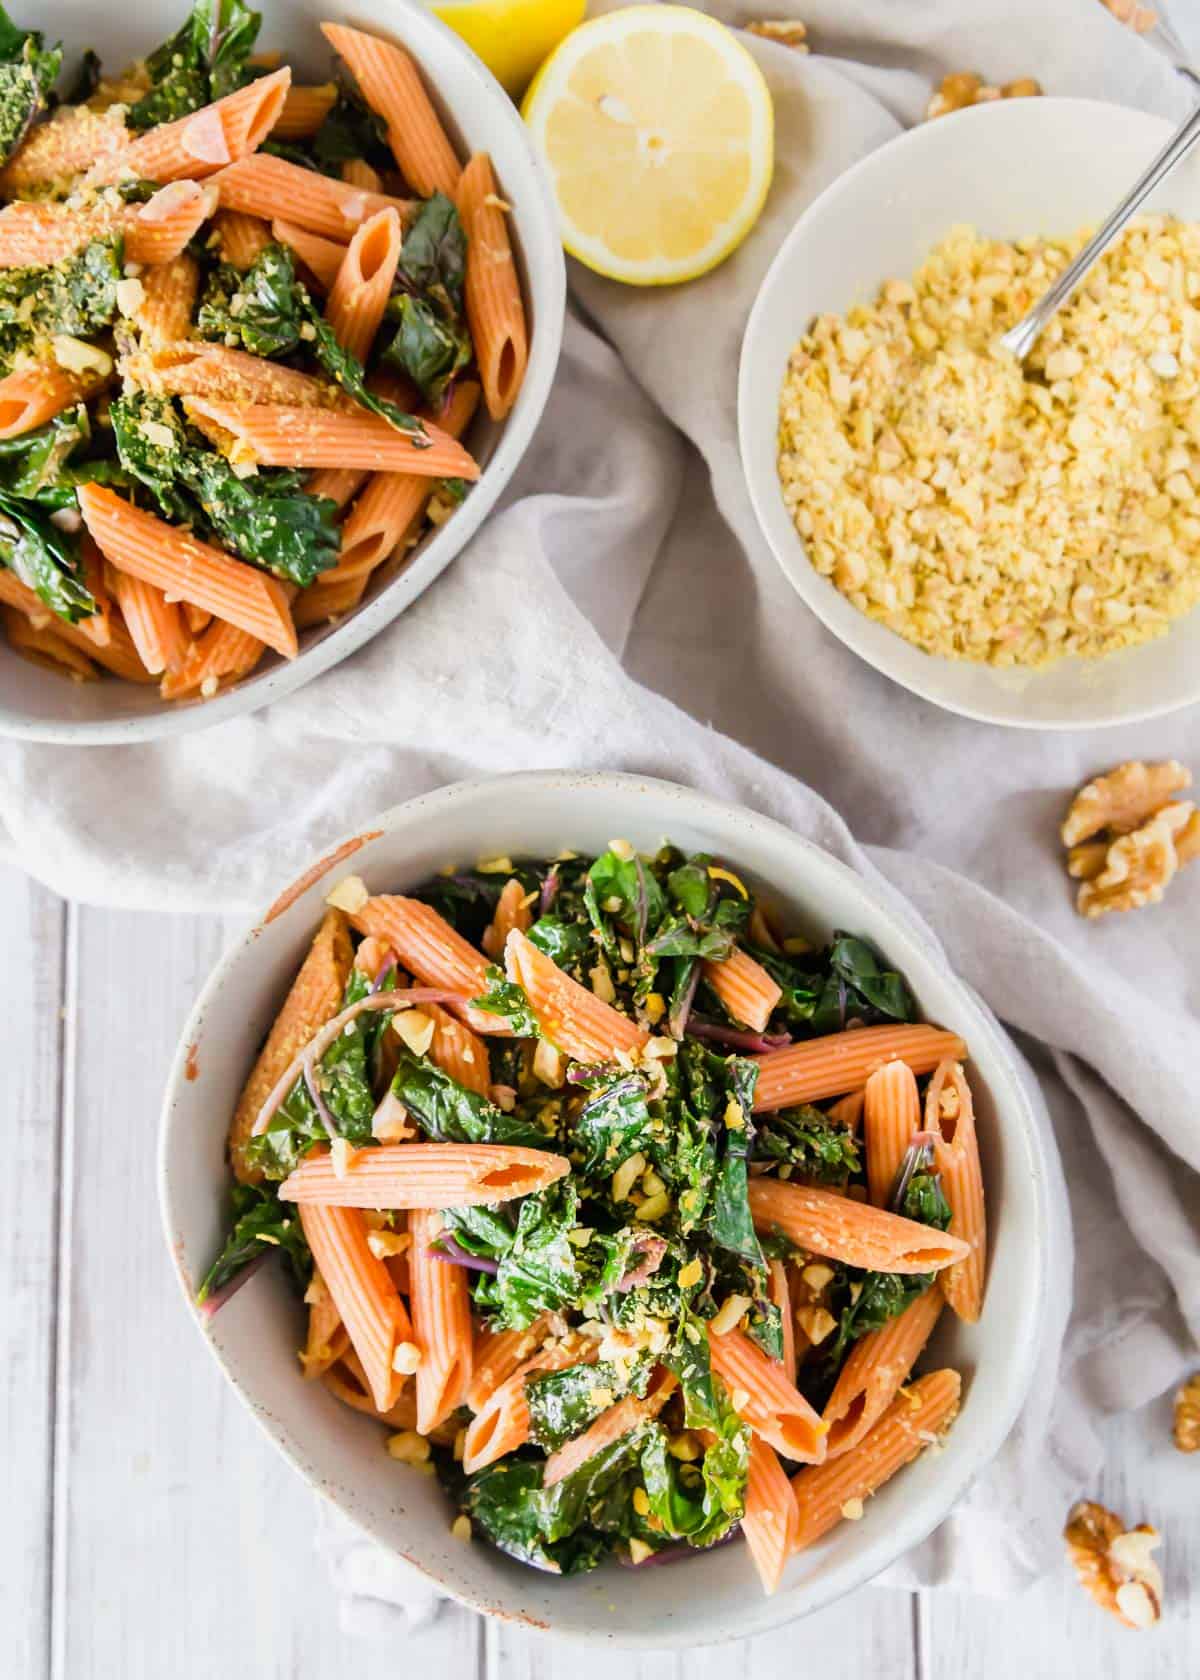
[522,5,774,285]
[430,0,586,98]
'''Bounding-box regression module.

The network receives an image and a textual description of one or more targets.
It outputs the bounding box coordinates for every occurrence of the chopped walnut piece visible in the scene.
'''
[1174,1372,1200,1452]
[925,70,1042,120]
[745,19,809,49]
[1067,840,1109,881]
[1061,759,1193,846]
[1064,1502,1164,1628]
[1176,809,1200,868]
[1076,802,1193,919]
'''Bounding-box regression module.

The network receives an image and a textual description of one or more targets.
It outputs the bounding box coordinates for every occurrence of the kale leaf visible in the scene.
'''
[0,494,95,622]
[395,193,467,316]
[0,239,121,374]
[0,6,62,167]
[705,1055,765,1270]
[0,405,90,499]
[127,0,261,132]
[380,294,471,407]
[462,1458,610,1576]
[64,47,101,105]
[570,1070,653,1179]
[488,1180,629,1329]
[752,932,914,1036]
[311,85,391,174]
[526,1356,651,1453]
[439,1202,516,1262]
[196,1181,311,1305]
[110,392,339,586]
[390,1044,548,1147]
[650,1314,749,1546]
[471,965,540,1038]
[753,1103,862,1184]
[526,913,591,970]
[379,195,472,405]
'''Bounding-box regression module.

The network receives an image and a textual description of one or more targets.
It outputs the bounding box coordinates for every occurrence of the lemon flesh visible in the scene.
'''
[431,0,586,98]
[523,5,773,285]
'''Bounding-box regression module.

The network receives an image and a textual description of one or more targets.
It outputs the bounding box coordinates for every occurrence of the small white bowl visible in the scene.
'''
[2,0,564,743]
[739,97,1200,730]
[159,771,1055,1645]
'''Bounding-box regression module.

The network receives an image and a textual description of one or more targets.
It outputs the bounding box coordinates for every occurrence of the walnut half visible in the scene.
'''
[1061,759,1192,846]
[1064,1501,1164,1629]
[1076,801,1195,919]
[1174,1372,1200,1453]
[925,71,1042,120]
[745,20,809,50]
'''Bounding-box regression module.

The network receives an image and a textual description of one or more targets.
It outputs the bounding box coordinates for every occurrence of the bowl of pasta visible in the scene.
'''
[0,0,564,740]
[159,771,1056,1644]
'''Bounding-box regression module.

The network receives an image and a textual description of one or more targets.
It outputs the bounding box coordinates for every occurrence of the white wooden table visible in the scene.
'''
[3,860,1194,1679]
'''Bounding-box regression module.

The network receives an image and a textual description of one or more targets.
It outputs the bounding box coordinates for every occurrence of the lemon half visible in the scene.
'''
[431,0,586,98]
[522,5,774,286]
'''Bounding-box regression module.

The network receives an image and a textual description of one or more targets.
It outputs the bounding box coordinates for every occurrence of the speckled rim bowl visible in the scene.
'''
[739,97,1200,730]
[3,0,565,743]
[159,771,1054,1646]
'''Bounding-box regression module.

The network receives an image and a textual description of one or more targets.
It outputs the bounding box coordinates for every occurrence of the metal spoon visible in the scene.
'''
[999,91,1200,362]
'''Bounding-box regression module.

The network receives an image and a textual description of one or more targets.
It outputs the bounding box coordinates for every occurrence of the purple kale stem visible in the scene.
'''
[198,1249,271,1318]
[429,1236,500,1275]
[668,961,701,1040]
[685,1017,790,1054]
[368,950,398,994]
[540,866,560,915]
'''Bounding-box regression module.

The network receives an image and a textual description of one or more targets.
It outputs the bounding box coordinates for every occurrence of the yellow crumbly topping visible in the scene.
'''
[777,217,1200,667]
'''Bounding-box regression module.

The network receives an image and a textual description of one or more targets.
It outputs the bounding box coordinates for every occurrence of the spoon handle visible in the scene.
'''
[1000,92,1200,362]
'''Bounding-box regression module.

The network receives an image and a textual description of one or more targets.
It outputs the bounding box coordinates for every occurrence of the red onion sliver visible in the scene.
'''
[198,1248,271,1318]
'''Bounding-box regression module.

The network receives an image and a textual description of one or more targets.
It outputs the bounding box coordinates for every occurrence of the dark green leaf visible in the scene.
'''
[463,1458,610,1575]
[0,495,95,623]
[570,1071,652,1179]
[491,1180,629,1329]
[706,1056,765,1269]
[753,1104,862,1185]
[471,965,540,1038]
[526,914,591,970]
[0,405,89,499]
[311,84,391,174]
[0,239,121,375]
[440,1202,516,1262]
[526,1356,651,1452]
[196,1181,311,1303]
[391,1044,548,1147]
[0,7,62,167]
[380,292,472,406]
[65,47,101,105]
[197,244,301,357]
[128,0,261,131]
[394,193,467,317]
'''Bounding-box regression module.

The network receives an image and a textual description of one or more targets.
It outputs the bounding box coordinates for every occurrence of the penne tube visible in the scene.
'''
[88,68,292,186]
[863,1061,921,1208]
[299,1270,350,1379]
[482,876,533,961]
[126,180,221,264]
[1,606,97,681]
[182,604,212,636]
[350,894,508,1033]
[821,1285,944,1459]
[407,1209,475,1433]
[768,1258,796,1384]
[342,158,383,194]
[742,1436,800,1595]
[924,1062,987,1322]
[182,399,479,477]
[0,569,155,682]
[291,572,367,627]
[108,570,190,675]
[133,253,200,346]
[0,366,103,440]
[298,1201,413,1414]
[76,484,299,659]
[323,1355,418,1430]
[306,466,368,510]
[126,343,328,405]
[748,1177,969,1274]
[466,1314,554,1414]
[827,1089,865,1131]
[322,22,461,198]
[708,1325,827,1463]
[212,209,273,269]
[0,107,127,197]
[271,220,349,292]
[272,82,338,140]
[542,1372,675,1488]
[505,927,649,1064]
[226,907,354,1181]
[457,152,529,420]
[213,153,410,240]
[158,619,266,701]
[325,207,404,364]
[751,1024,969,1113]
[425,1001,492,1098]
[701,946,782,1034]
[278,1141,571,1208]
[462,1334,598,1474]
[790,1370,962,1552]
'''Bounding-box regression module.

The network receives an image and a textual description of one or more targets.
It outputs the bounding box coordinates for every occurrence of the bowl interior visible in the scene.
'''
[739,97,1200,729]
[160,772,1051,1645]
[3,0,564,742]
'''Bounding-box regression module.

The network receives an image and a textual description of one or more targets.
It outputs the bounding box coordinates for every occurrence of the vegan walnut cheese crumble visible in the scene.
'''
[777,217,1200,668]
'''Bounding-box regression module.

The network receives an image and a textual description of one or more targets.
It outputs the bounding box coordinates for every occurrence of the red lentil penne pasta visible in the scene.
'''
[272,82,338,141]
[158,619,266,701]
[271,220,349,292]
[827,1089,865,1131]
[298,1200,413,1414]
[701,946,783,1034]
[482,876,533,961]
[327,381,481,583]
[322,22,461,199]
[748,1177,970,1274]
[126,181,221,264]
[0,569,154,682]
[0,107,127,197]
[132,253,200,346]
[0,365,103,440]
[127,343,328,405]
[505,927,649,1064]
[76,484,299,659]
[89,68,292,186]
[742,1437,800,1595]
[299,1271,350,1380]
[822,1285,944,1460]
[225,908,354,1181]
[457,152,529,421]
[542,1373,676,1489]
[323,1353,424,1431]
[750,1024,969,1113]
[325,207,403,365]
[466,1315,554,1414]
[350,894,509,1033]
[790,1369,962,1552]
[768,1258,797,1384]
[708,1325,827,1464]
[79,545,117,649]
[278,1141,570,1208]
[212,209,273,269]
[306,466,368,510]
[462,1335,599,1474]
[0,188,216,269]
[290,572,367,627]
[863,1060,921,1208]
[342,158,383,194]
[182,604,212,636]
[424,1002,492,1098]
[924,1062,987,1322]
[182,398,478,477]
[108,569,191,675]
[1,606,97,681]
[407,1209,475,1433]
[213,153,410,240]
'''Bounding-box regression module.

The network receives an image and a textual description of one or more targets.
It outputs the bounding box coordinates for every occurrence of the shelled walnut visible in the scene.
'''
[1064,1501,1164,1628]
[1060,760,1199,917]
[925,71,1041,120]
[745,20,809,50]
[1174,1373,1200,1453]
[1099,0,1159,33]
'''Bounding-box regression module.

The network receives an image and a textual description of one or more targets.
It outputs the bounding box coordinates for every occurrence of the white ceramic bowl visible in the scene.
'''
[739,97,1200,730]
[3,1,564,743]
[159,771,1054,1645]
